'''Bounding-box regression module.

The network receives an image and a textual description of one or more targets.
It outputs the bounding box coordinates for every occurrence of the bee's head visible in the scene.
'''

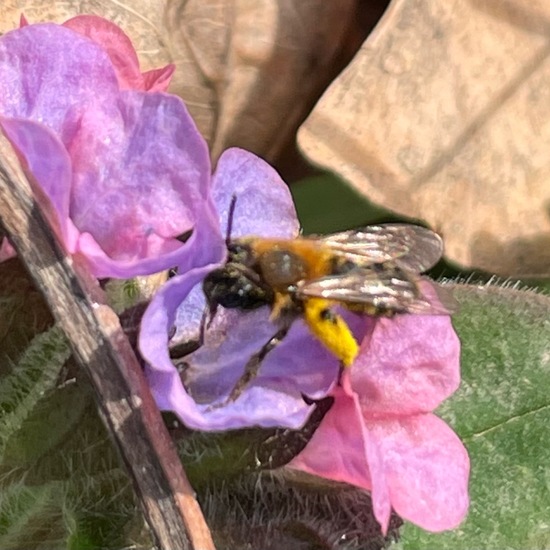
[202,261,274,320]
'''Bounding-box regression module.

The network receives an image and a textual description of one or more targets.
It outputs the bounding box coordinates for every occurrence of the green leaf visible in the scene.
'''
[0,481,67,550]
[397,283,550,550]
[2,383,89,469]
[0,259,53,373]
[0,327,72,465]
[0,321,147,548]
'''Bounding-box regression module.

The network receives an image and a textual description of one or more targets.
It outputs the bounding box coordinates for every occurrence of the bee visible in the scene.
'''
[201,207,454,404]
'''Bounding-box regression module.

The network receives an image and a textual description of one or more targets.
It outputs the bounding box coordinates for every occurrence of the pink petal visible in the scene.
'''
[0,238,16,261]
[288,385,392,532]
[68,92,216,277]
[142,65,176,93]
[365,414,470,532]
[352,314,461,416]
[63,15,174,91]
[289,376,469,533]
[287,386,374,494]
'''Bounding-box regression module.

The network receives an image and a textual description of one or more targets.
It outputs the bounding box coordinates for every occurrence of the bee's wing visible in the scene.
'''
[296,268,456,315]
[312,224,444,273]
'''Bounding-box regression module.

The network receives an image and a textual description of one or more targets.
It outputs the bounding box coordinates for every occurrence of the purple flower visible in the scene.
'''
[138,148,334,430]
[0,16,218,277]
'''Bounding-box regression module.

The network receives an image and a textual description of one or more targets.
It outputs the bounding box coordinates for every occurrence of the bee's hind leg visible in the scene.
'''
[211,325,291,408]
[302,298,359,368]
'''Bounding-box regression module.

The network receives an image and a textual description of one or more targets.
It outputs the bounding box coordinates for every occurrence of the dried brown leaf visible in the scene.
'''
[298,0,550,276]
[165,0,362,163]
[0,1,170,71]
[0,1,376,172]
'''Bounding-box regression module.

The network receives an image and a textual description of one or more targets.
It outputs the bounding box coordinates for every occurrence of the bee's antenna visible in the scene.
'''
[225,194,237,247]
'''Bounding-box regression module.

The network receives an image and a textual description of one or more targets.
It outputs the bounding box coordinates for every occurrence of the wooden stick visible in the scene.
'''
[0,132,216,550]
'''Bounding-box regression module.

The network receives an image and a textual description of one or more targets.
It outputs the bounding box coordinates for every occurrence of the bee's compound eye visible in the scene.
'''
[227,243,254,266]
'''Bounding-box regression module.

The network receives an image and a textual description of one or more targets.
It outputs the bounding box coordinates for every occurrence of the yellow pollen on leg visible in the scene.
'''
[302,298,359,367]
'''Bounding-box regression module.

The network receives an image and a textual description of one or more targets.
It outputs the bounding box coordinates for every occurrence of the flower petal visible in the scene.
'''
[0,238,15,262]
[140,266,223,428]
[0,23,119,134]
[171,148,301,338]
[63,15,175,91]
[212,148,299,239]
[352,314,461,415]
[365,414,470,532]
[141,65,176,92]
[0,118,79,250]
[68,91,216,277]
[184,307,339,404]
[288,386,373,490]
[289,382,469,533]
[288,385,393,531]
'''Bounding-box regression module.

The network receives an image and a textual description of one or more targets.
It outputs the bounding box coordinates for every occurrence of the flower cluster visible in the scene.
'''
[138,160,469,532]
[0,15,221,277]
[0,16,469,534]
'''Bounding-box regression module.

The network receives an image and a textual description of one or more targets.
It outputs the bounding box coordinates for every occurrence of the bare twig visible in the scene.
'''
[0,132,216,550]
